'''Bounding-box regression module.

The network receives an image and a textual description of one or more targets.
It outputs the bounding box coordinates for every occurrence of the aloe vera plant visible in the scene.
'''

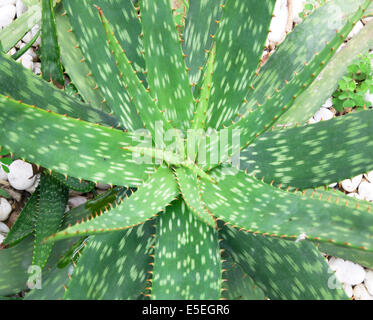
[1,0,373,300]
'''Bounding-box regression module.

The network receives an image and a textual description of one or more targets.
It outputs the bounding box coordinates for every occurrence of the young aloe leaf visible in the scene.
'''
[46,166,178,242]
[277,20,373,126]
[200,166,373,252]
[140,0,195,130]
[51,171,95,193]
[205,0,275,129]
[63,0,143,131]
[64,222,154,300]
[221,225,348,300]
[11,29,40,61]
[0,5,41,53]
[3,188,39,247]
[174,167,216,228]
[0,52,119,127]
[240,110,373,189]
[54,4,107,112]
[151,199,222,300]
[41,0,64,85]
[183,0,223,86]
[32,172,69,269]
[191,43,215,132]
[221,253,266,300]
[96,6,174,142]
[0,95,155,187]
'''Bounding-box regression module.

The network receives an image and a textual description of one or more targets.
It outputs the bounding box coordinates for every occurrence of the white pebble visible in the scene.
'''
[313,108,334,122]
[18,54,33,69]
[8,47,16,56]
[25,173,40,194]
[68,196,88,209]
[365,170,373,183]
[322,97,333,109]
[268,0,288,47]
[343,283,353,298]
[0,4,16,28]
[364,270,373,296]
[341,174,362,193]
[358,180,373,201]
[292,0,306,24]
[0,221,9,235]
[16,0,26,17]
[0,0,16,7]
[364,91,373,107]
[22,31,33,43]
[0,166,8,181]
[0,234,4,245]
[347,192,362,200]
[353,283,373,300]
[33,62,41,75]
[328,182,337,188]
[347,21,364,39]
[0,198,12,221]
[308,117,317,124]
[7,160,35,191]
[96,183,111,190]
[329,258,366,286]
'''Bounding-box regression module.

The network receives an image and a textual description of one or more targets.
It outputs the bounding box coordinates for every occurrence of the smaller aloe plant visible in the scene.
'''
[0,0,373,301]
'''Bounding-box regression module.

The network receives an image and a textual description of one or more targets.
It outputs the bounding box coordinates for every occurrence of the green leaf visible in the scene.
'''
[0,188,10,199]
[200,166,373,251]
[141,0,195,130]
[0,235,76,296]
[205,0,275,129]
[3,188,39,247]
[182,0,223,86]
[46,166,178,242]
[221,254,266,300]
[191,43,215,132]
[0,236,34,296]
[63,0,143,131]
[54,3,107,112]
[97,7,174,142]
[25,264,72,300]
[240,110,373,189]
[174,167,216,228]
[0,5,41,53]
[221,225,347,300]
[0,95,156,187]
[64,222,154,300]
[0,52,119,127]
[151,199,222,300]
[51,171,95,193]
[41,0,64,85]
[33,172,69,269]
